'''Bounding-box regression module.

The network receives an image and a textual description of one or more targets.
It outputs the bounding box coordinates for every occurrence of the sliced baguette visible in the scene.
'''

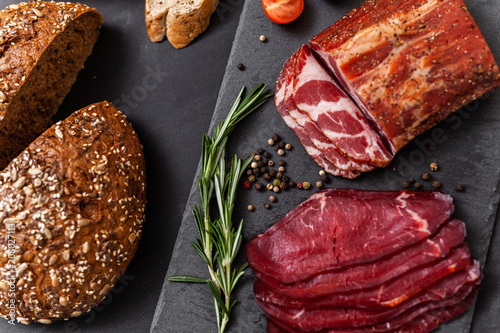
[0,101,146,324]
[0,1,102,169]
[145,0,219,48]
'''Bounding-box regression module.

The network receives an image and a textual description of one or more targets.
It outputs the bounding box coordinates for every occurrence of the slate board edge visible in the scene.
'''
[149,2,251,331]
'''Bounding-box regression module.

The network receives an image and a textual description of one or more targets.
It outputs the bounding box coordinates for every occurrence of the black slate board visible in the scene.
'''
[152,0,500,332]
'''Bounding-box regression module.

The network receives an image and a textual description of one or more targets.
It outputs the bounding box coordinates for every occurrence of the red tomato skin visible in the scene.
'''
[262,0,304,24]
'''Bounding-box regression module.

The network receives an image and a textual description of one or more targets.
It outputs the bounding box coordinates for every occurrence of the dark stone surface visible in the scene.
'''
[152,0,500,332]
[0,0,243,332]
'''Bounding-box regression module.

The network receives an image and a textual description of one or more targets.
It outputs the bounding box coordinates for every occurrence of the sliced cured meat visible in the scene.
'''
[310,0,500,152]
[246,189,454,283]
[284,46,372,174]
[255,245,473,310]
[255,219,465,298]
[292,44,392,167]
[275,50,359,179]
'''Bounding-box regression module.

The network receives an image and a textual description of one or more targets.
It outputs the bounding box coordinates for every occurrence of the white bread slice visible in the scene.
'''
[145,0,219,48]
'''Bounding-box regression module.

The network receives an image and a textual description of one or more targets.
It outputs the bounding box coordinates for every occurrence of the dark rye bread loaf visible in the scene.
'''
[0,101,146,324]
[0,1,102,169]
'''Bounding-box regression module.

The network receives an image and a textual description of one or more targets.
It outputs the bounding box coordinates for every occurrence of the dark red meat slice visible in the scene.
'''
[309,0,500,152]
[246,189,454,284]
[275,48,360,178]
[255,245,473,310]
[255,219,465,298]
[292,44,392,167]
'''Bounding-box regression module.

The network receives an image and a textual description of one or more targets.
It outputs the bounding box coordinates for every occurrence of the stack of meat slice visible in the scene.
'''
[276,0,500,178]
[246,189,482,332]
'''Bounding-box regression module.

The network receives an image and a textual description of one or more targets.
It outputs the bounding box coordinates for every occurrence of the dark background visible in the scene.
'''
[1,0,500,332]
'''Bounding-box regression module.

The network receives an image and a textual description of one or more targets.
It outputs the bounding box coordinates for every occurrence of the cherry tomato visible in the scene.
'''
[262,0,304,24]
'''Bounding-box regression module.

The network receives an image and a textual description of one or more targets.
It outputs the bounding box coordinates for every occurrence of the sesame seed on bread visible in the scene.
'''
[0,1,103,169]
[0,101,146,324]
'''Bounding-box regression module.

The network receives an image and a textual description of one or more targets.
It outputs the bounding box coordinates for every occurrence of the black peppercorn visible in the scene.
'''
[257,148,265,155]
[455,183,465,192]
[402,181,411,188]
[261,157,268,165]
[272,133,281,141]
[278,141,285,149]
[421,172,431,181]
[282,175,290,183]
[254,182,263,191]
[408,177,416,183]
[260,167,269,174]
[246,169,253,176]
[320,174,330,184]
[263,151,271,158]
[276,172,283,180]
[269,169,277,177]
[237,63,245,70]
[263,173,271,181]
[288,181,296,188]
[280,182,288,191]
[278,160,286,166]
[252,168,261,177]
[432,181,441,189]
[257,160,264,168]
[414,182,422,189]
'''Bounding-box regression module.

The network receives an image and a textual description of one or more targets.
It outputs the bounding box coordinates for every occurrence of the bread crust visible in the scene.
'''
[0,101,146,324]
[145,0,219,48]
[0,1,103,169]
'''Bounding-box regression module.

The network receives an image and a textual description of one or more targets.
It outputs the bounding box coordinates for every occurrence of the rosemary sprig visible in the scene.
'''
[167,84,272,332]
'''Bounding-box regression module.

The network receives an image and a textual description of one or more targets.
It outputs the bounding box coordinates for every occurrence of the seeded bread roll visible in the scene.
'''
[0,101,146,324]
[0,1,102,169]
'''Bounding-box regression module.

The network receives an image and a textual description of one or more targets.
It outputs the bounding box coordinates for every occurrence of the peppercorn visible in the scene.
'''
[244,181,251,189]
[268,160,274,166]
[237,63,245,70]
[260,35,267,42]
[430,162,438,171]
[280,182,288,191]
[254,155,261,161]
[321,174,330,184]
[247,205,254,211]
[252,168,261,176]
[260,166,269,174]
[257,148,265,155]
[267,184,273,191]
[408,177,416,183]
[455,183,465,192]
[276,172,283,180]
[285,143,292,150]
[319,170,326,176]
[303,182,311,190]
[274,145,280,152]
[278,166,285,173]
[273,179,281,187]
[251,161,258,169]
[278,141,285,149]
[248,175,256,182]
[269,195,276,202]
[272,133,281,141]
[257,160,264,168]
[432,181,441,189]
[250,152,256,157]
[402,181,411,188]
[264,203,271,209]
[269,169,277,177]
[261,157,268,165]
[316,181,323,188]
[277,149,285,156]
[246,169,253,176]
[273,186,280,193]
[263,151,271,158]
[414,182,422,189]
[288,181,296,188]
[421,172,431,181]
[264,173,271,181]
[297,182,304,189]
[268,139,275,146]
[278,160,286,166]
[282,175,290,183]
[254,182,263,191]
